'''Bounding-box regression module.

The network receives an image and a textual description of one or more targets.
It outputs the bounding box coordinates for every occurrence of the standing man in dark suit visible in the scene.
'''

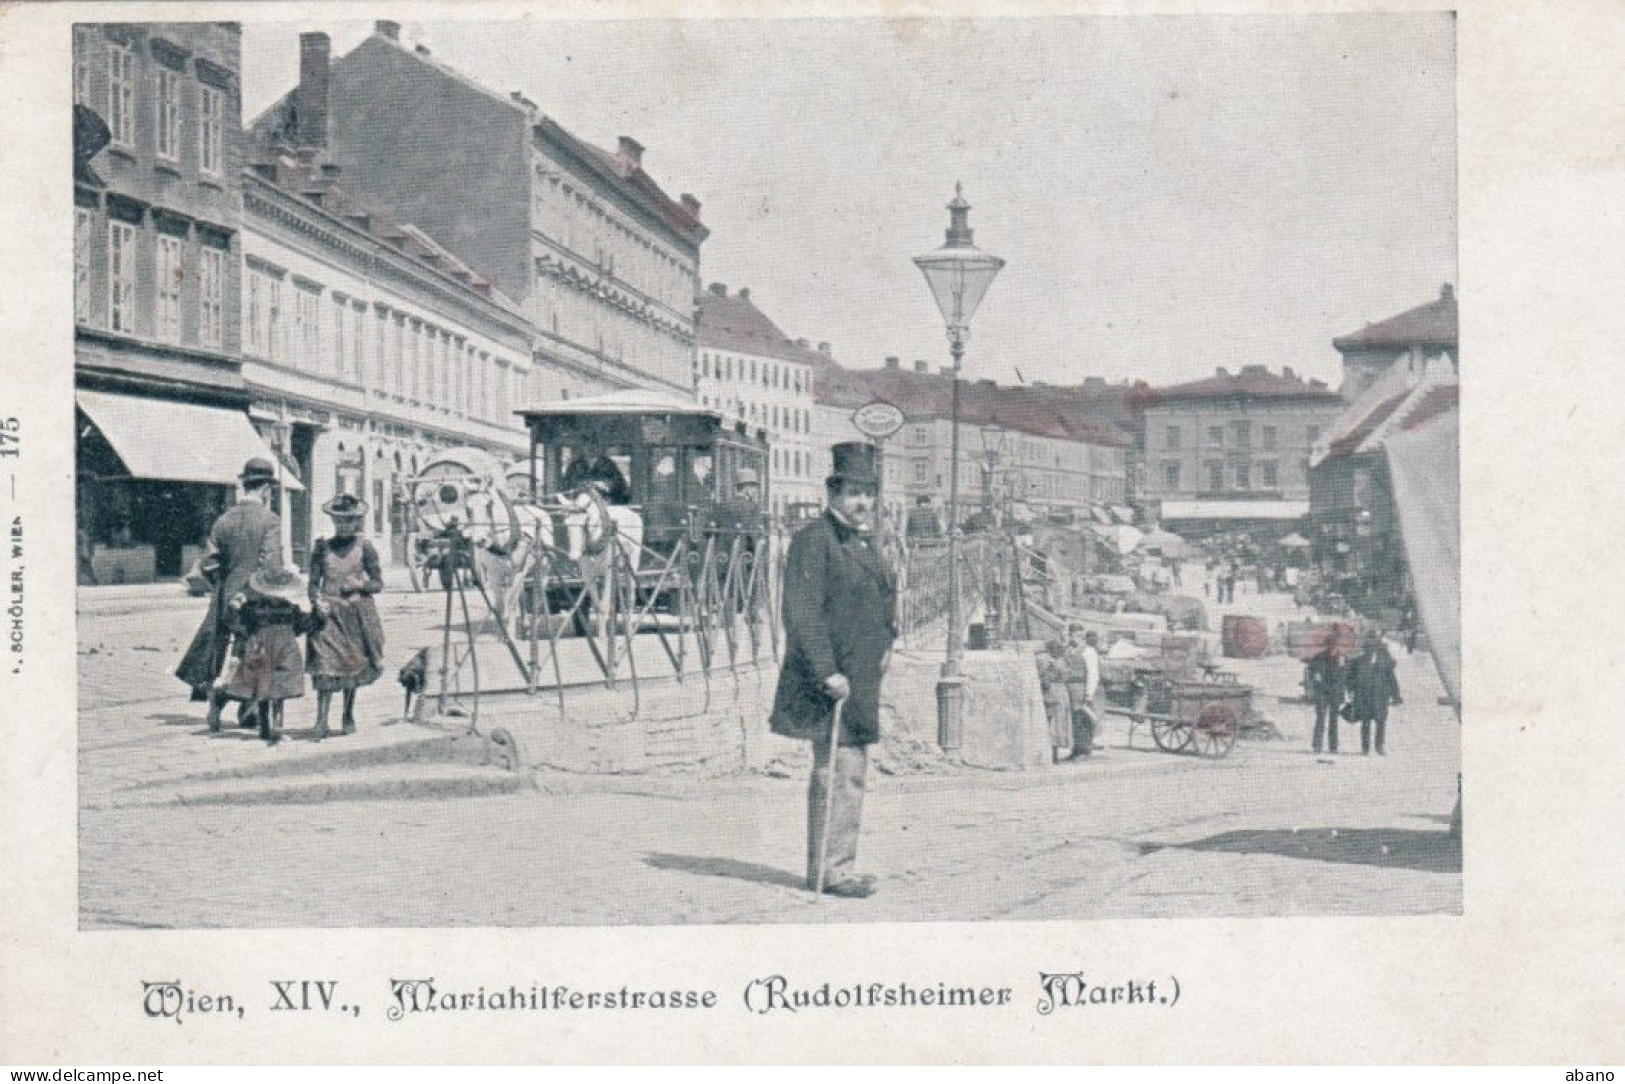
[176,457,284,731]
[770,443,897,899]
[1306,640,1348,754]
[1347,631,1402,755]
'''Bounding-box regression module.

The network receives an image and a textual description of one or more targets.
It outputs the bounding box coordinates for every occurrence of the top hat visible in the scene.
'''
[826,442,880,488]
[240,457,278,485]
[322,493,369,518]
[246,566,307,606]
[735,468,759,487]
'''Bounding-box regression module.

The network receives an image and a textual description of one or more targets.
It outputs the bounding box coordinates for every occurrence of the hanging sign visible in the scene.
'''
[851,399,905,441]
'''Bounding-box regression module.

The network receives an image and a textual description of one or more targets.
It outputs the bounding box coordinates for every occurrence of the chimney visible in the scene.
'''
[885,356,900,369]
[375,20,401,41]
[738,287,750,301]
[708,282,727,297]
[679,193,702,219]
[616,136,644,174]
[1283,365,1295,380]
[295,32,331,149]
[414,44,431,56]
[1441,283,1454,301]
[817,342,831,356]
[795,338,809,348]
[1216,367,1229,378]
[977,378,996,387]
[914,360,928,373]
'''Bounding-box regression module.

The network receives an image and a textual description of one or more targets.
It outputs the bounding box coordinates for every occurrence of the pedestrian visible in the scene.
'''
[1036,639,1074,764]
[176,456,284,731]
[219,566,322,745]
[1063,627,1102,759]
[1346,631,1402,755]
[305,494,386,740]
[1305,640,1348,754]
[769,442,897,899]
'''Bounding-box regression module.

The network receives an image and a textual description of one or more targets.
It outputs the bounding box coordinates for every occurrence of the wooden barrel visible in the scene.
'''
[1221,614,1270,658]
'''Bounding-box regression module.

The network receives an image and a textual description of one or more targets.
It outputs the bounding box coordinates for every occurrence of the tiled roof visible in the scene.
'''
[1150,366,1340,403]
[697,289,826,366]
[539,118,707,247]
[1334,285,1458,349]
[813,364,1132,448]
[244,142,524,317]
[1326,392,1407,458]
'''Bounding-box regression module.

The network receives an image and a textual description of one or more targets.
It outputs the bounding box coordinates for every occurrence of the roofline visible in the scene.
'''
[533,116,708,254]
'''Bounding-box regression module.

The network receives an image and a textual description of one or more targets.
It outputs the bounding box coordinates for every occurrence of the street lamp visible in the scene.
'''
[914,183,1005,752]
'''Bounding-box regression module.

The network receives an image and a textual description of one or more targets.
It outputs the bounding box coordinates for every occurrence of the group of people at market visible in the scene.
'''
[175,457,386,745]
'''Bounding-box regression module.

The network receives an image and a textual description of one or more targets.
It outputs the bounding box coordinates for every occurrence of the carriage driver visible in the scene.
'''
[561,438,631,505]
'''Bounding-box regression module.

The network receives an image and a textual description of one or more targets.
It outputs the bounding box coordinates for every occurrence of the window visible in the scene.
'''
[107,43,134,148]
[266,278,283,359]
[1162,461,1181,489]
[199,247,223,349]
[74,209,92,323]
[1165,425,1181,452]
[107,221,136,333]
[332,296,348,377]
[294,288,321,370]
[1235,463,1251,490]
[1205,461,1223,492]
[75,47,91,107]
[1259,461,1278,490]
[198,86,223,176]
[1206,425,1224,447]
[1307,425,1321,446]
[245,270,262,354]
[155,235,183,342]
[914,460,928,484]
[1232,420,1251,449]
[155,67,182,162]
[1262,425,1277,451]
[350,304,365,382]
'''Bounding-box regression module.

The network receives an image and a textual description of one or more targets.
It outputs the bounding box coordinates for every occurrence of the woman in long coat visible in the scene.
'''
[305,494,386,739]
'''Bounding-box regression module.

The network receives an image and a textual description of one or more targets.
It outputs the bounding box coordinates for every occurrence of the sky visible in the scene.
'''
[241,15,1455,389]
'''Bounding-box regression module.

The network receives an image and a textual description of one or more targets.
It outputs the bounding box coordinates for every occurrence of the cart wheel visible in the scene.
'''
[1190,702,1239,759]
[1151,716,1193,753]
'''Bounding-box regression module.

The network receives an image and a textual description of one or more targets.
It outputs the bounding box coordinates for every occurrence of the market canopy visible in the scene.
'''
[1137,528,1193,558]
[1384,410,1460,706]
[1277,532,1312,548]
[1160,499,1309,522]
[77,391,300,490]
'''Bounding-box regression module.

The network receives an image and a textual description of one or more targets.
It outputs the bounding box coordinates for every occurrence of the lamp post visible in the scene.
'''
[914,183,1005,752]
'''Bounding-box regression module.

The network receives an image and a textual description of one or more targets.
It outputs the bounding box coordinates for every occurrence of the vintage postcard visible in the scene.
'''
[2,0,1621,1066]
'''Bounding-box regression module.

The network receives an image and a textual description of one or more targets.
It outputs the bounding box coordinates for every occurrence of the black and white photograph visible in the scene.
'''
[69,14,1461,927]
[5,0,1624,1068]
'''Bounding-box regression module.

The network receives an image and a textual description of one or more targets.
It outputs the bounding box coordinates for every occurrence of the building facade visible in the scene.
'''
[1138,365,1344,533]
[73,22,274,584]
[252,23,707,404]
[695,284,823,518]
[1333,283,1457,401]
[241,135,534,569]
[813,358,1131,534]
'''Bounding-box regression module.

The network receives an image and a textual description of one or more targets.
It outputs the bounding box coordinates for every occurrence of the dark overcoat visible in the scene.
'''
[769,511,897,746]
[1346,644,1401,722]
[175,499,282,690]
[1305,650,1348,706]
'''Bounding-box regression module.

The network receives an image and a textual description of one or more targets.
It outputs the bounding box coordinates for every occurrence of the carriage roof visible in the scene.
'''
[516,389,766,449]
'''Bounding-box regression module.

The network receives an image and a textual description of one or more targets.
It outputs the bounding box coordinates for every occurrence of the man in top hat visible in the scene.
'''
[770,442,897,898]
[734,467,761,507]
[176,456,285,729]
[1346,629,1402,755]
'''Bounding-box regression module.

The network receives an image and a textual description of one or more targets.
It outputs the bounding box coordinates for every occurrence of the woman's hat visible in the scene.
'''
[240,457,278,485]
[826,442,880,487]
[322,493,369,518]
[246,566,307,605]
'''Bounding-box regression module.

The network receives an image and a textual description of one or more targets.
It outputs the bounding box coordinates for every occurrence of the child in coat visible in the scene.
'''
[221,567,322,745]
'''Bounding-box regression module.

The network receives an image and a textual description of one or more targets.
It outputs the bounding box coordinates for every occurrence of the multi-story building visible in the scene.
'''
[251,22,707,403]
[241,75,535,568]
[812,358,1131,533]
[1138,365,1344,536]
[73,21,276,585]
[1333,283,1457,401]
[694,283,823,518]
[1310,286,1460,615]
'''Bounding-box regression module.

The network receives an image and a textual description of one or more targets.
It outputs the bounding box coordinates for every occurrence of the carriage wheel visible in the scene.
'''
[1151,715,1193,753]
[1189,703,1239,759]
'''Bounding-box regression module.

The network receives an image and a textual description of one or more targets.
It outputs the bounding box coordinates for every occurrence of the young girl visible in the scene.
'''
[222,567,321,745]
[306,494,386,739]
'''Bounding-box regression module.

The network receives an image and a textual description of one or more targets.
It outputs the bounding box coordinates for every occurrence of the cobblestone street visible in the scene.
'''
[78,578,1461,928]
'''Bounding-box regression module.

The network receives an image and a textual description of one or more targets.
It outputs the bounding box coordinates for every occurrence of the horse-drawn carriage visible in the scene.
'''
[398,390,776,714]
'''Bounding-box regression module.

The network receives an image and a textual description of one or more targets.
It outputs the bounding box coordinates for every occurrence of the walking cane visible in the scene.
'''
[811,695,849,900]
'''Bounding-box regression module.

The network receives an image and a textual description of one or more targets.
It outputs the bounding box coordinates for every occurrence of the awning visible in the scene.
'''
[1110,505,1135,524]
[1160,499,1308,521]
[78,390,302,490]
